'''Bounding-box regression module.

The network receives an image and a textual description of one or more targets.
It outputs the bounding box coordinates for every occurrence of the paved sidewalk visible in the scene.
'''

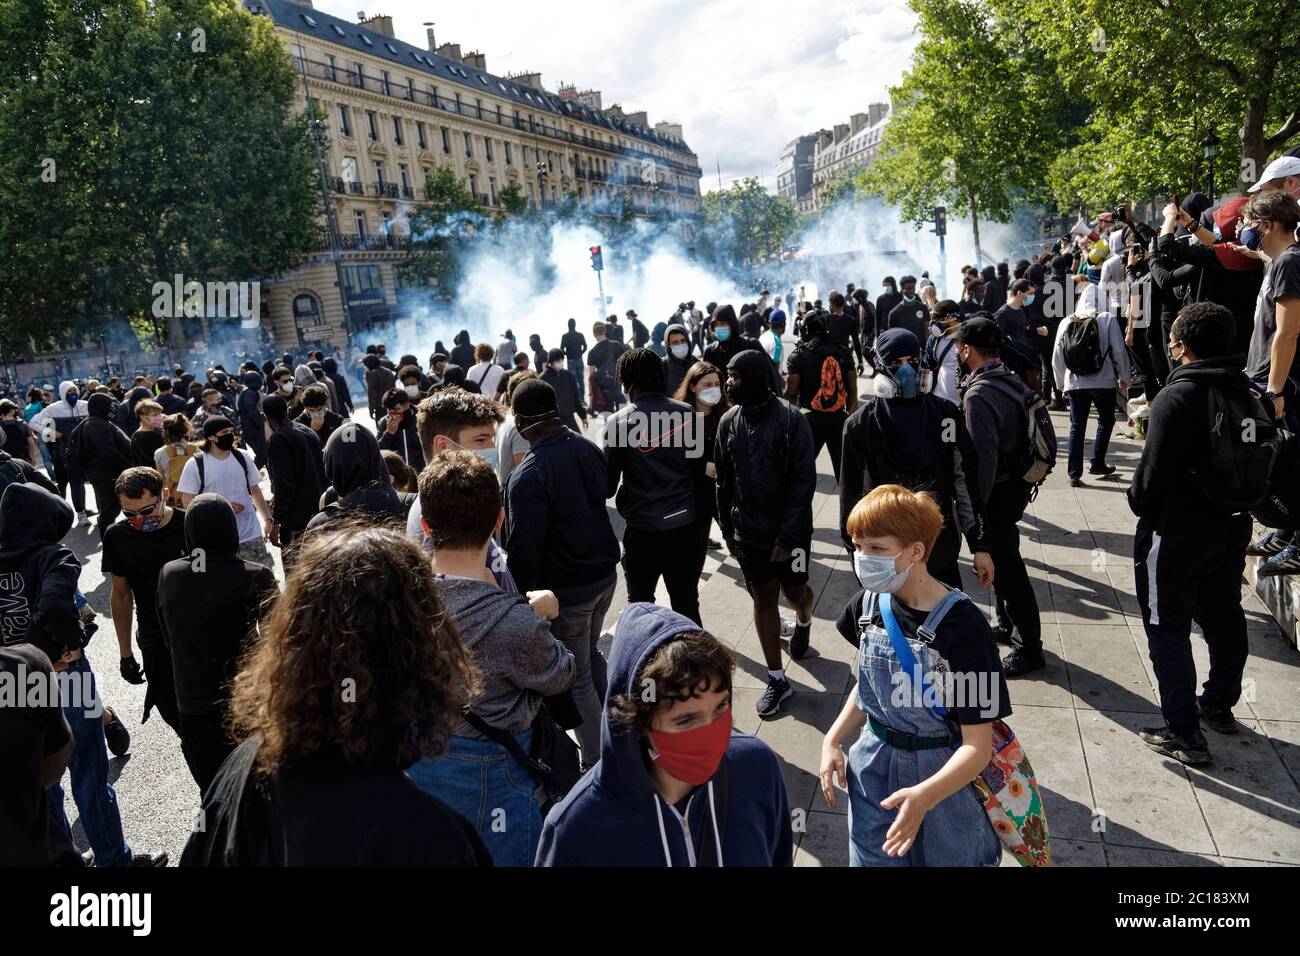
[61,404,1300,865]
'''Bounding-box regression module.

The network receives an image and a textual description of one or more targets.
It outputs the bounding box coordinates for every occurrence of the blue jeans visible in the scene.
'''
[407,728,540,867]
[46,657,133,866]
[1066,388,1116,479]
[567,357,585,401]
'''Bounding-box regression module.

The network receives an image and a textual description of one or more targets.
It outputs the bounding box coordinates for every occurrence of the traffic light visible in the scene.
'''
[590,245,603,272]
[932,206,947,237]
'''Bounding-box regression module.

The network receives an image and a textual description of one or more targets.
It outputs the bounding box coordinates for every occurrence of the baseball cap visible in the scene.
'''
[954,316,1003,351]
[1249,155,1300,192]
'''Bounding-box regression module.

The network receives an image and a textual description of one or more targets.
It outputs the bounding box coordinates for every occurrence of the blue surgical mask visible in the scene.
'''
[670,343,689,360]
[713,327,731,342]
[854,552,912,593]
[1024,293,1036,306]
[890,362,920,399]
[1240,226,1263,251]
[449,437,499,470]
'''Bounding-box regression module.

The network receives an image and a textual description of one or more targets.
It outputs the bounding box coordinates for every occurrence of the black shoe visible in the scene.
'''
[83,506,97,516]
[756,676,793,717]
[1069,477,1083,487]
[991,624,1014,646]
[706,538,722,551]
[1001,649,1046,677]
[1088,463,1117,478]
[789,620,811,659]
[1257,543,1300,577]
[128,852,169,867]
[103,708,130,758]
[1198,699,1239,735]
[1140,725,1211,765]
[1050,399,1068,411]
[1246,531,1286,558]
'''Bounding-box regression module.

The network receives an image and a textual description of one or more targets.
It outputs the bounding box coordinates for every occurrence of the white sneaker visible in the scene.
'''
[780,616,795,637]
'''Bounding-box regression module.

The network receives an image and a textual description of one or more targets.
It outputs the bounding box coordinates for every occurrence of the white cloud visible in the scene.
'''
[312,0,918,191]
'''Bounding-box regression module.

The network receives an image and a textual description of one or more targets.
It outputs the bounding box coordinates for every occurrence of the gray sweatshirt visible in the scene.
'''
[438,576,575,739]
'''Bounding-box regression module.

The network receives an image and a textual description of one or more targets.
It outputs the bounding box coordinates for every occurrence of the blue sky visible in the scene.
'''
[311,0,919,192]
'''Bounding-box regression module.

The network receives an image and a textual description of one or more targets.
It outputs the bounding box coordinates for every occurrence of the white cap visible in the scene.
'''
[1248,155,1300,192]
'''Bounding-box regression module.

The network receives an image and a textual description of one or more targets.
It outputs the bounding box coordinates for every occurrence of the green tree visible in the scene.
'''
[493,180,528,223]
[399,166,482,293]
[0,0,320,354]
[700,177,797,267]
[857,0,1069,263]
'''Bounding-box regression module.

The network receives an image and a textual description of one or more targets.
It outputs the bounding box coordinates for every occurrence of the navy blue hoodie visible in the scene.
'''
[0,483,82,661]
[535,603,792,867]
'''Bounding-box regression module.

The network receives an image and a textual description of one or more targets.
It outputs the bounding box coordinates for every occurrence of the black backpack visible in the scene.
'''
[1061,314,1108,375]
[1252,431,1300,531]
[1193,386,1280,513]
[0,457,26,499]
[63,419,88,470]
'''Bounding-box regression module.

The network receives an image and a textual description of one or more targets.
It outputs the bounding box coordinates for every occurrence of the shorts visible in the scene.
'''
[737,541,810,591]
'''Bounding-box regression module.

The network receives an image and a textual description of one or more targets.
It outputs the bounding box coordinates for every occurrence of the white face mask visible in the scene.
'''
[670,343,689,360]
[279,382,293,394]
[405,384,420,397]
[550,361,564,372]
[698,386,722,406]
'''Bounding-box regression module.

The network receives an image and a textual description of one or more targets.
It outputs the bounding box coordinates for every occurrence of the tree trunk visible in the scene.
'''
[968,183,982,268]
[1240,95,1269,193]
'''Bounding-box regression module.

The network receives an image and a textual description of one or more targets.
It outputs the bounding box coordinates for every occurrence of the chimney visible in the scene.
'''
[654,121,683,140]
[605,104,625,120]
[359,13,394,37]
[817,128,834,151]
[436,42,462,62]
[462,51,486,71]
[577,89,602,111]
[850,111,869,135]
[624,110,649,128]
[512,72,544,90]
[833,123,849,144]
[867,102,889,126]
[425,26,436,51]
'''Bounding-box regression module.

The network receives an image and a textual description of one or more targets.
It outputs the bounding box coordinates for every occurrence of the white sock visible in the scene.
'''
[769,669,785,682]
[796,615,811,626]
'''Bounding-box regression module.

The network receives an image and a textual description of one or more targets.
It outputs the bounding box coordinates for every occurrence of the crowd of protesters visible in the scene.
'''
[4,152,1300,869]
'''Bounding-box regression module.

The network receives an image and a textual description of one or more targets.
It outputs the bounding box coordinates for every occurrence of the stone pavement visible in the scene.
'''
[60,402,1300,866]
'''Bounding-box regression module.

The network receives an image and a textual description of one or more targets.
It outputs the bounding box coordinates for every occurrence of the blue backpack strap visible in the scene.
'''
[879,592,949,718]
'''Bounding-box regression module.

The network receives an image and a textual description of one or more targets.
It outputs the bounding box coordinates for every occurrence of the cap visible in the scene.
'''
[1249,155,1300,192]
[512,379,558,421]
[201,415,234,438]
[954,316,1003,351]
[626,309,638,317]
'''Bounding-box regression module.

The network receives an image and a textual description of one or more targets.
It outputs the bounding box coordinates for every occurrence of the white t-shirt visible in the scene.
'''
[495,415,531,487]
[177,450,261,543]
[469,361,504,398]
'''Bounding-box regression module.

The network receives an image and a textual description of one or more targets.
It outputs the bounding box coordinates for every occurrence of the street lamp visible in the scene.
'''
[1202,130,1220,204]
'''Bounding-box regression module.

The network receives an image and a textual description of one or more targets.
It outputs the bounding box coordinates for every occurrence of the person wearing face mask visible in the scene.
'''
[377,387,425,471]
[702,305,767,385]
[784,310,857,484]
[1247,153,1300,210]
[504,379,621,770]
[886,277,930,345]
[1128,302,1259,765]
[922,300,965,405]
[79,392,135,541]
[536,603,792,867]
[129,399,165,467]
[295,385,343,455]
[994,279,1047,394]
[823,485,1013,867]
[191,387,239,444]
[236,370,268,470]
[674,361,729,558]
[876,276,903,326]
[840,328,993,594]
[662,323,695,394]
[261,394,327,569]
[177,415,273,566]
[716,350,817,712]
[954,318,1044,677]
[103,467,192,733]
[541,348,589,433]
[321,357,354,416]
[29,380,90,520]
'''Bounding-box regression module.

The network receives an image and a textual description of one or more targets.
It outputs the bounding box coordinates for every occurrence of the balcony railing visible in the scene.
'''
[401,185,415,199]
[337,232,403,251]
[372,182,400,198]
[291,54,703,179]
[348,180,364,195]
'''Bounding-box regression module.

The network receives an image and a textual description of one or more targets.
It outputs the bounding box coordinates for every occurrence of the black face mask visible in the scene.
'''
[215,434,236,451]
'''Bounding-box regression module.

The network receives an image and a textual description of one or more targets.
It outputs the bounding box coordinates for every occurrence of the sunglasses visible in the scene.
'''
[121,501,160,519]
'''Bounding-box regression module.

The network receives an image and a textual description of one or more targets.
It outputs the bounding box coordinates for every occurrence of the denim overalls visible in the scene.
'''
[846,589,1000,867]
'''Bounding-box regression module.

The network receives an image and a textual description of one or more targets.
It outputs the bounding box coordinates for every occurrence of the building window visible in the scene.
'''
[373,161,385,185]
[464,132,473,157]
[325,55,336,82]
[475,98,483,119]
[429,85,438,106]
[416,122,427,149]
[292,294,321,329]
[440,127,450,153]
[485,138,493,162]
[392,116,403,145]
[341,156,358,184]
[469,174,478,197]
[523,146,531,167]
[504,142,512,165]
[354,62,365,89]
[407,78,415,101]
[336,104,351,137]
[399,164,410,190]
[341,264,383,295]
[353,211,367,238]
[454,92,462,113]
[366,111,379,141]
[381,71,391,96]
[381,211,393,234]
[489,177,497,205]
[496,105,502,124]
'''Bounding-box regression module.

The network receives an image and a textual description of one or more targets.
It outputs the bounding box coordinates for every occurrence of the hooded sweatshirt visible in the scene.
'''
[438,577,574,739]
[535,603,792,867]
[0,483,82,662]
[156,495,277,715]
[661,322,694,394]
[29,381,88,444]
[306,424,410,531]
[450,330,476,370]
[80,393,133,482]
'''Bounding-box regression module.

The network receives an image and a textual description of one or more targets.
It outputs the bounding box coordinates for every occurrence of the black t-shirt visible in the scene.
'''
[1246,243,1300,383]
[587,339,626,383]
[836,590,1012,725]
[130,428,164,468]
[180,736,493,867]
[788,341,856,411]
[1,418,32,460]
[560,330,587,360]
[101,510,189,644]
[887,299,930,343]
[0,644,76,866]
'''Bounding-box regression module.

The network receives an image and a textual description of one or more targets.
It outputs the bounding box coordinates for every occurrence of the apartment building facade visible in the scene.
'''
[808,102,890,212]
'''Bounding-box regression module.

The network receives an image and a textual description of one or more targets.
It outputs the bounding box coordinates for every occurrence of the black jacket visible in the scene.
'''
[1127,356,1260,531]
[450,332,477,370]
[505,424,620,603]
[840,394,988,554]
[80,396,133,482]
[156,495,277,715]
[377,410,425,470]
[539,367,588,430]
[961,364,1029,503]
[876,291,903,324]
[703,306,778,390]
[0,483,82,661]
[0,451,57,496]
[296,409,345,455]
[266,421,327,533]
[715,394,815,551]
[604,391,698,532]
[1156,232,1263,354]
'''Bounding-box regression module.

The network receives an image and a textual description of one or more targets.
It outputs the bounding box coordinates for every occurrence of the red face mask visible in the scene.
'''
[647,707,732,786]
